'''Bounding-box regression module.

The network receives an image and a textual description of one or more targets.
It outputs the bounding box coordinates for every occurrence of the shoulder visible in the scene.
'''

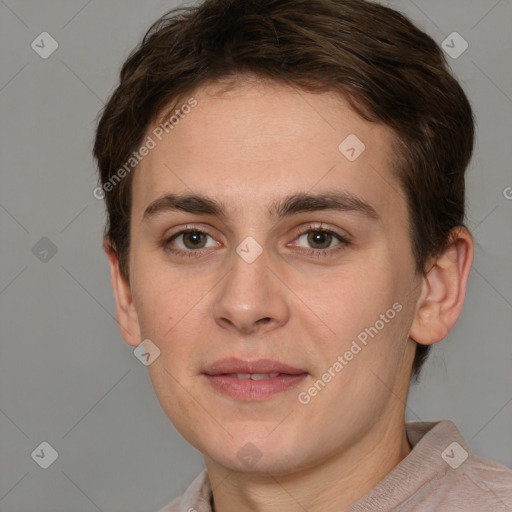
[452,453,512,510]
[154,470,212,512]
[405,420,512,511]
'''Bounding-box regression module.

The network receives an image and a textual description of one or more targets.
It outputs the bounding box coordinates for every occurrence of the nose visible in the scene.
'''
[210,245,290,336]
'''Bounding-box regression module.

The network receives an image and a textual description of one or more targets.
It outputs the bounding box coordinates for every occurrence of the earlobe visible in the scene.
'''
[409,227,474,346]
[103,237,142,347]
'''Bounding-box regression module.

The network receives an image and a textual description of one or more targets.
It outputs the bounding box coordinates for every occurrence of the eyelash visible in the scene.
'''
[161,223,351,259]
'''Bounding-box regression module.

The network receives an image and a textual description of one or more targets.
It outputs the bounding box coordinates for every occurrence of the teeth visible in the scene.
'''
[251,373,280,380]
[234,373,280,380]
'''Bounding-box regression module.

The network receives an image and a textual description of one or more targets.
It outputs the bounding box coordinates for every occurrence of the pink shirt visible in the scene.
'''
[156,420,512,511]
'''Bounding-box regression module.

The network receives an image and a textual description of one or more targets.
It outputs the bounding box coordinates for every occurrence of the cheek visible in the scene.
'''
[131,263,217,374]
[308,262,408,388]
[130,261,172,344]
[298,309,411,429]
[315,261,397,332]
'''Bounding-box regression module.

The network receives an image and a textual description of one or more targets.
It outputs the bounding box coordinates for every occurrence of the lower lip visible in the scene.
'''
[204,374,308,400]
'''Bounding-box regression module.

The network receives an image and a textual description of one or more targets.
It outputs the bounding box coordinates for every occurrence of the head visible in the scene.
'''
[94,0,474,475]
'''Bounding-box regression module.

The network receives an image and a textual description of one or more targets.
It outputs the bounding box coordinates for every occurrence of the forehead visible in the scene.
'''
[132,80,405,222]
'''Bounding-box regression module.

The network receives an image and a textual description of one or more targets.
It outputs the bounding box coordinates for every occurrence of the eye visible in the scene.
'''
[291,224,351,257]
[161,224,350,259]
[296,230,339,250]
[163,229,218,255]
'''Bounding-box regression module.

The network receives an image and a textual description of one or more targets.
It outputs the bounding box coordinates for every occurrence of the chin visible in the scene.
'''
[204,434,311,475]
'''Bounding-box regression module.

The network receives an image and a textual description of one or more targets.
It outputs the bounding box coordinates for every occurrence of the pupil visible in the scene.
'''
[309,231,331,249]
[185,232,205,248]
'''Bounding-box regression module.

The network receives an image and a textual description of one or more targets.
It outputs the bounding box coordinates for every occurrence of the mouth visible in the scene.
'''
[202,357,309,401]
[203,357,307,375]
[220,373,281,379]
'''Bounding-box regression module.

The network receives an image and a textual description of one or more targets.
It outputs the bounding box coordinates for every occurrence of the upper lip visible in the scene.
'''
[203,357,308,375]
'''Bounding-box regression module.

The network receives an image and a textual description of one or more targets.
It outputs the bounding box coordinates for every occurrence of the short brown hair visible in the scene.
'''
[93,0,474,379]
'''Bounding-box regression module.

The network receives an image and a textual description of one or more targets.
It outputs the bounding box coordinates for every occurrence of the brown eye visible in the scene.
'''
[297,229,341,250]
[306,230,335,249]
[291,226,351,258]
[166,230,217,252]
[180,231,208,249]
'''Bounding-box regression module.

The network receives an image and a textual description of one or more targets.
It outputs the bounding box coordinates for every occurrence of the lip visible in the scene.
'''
[202,357,309,401]
[203,357,308,376]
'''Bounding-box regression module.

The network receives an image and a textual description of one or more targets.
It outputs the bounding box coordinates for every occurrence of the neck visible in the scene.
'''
[206,417,412,512]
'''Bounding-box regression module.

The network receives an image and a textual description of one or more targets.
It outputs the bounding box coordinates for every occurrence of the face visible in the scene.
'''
[122,80,422,474]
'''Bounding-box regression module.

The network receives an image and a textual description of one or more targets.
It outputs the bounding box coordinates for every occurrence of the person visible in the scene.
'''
[92,0,512,510]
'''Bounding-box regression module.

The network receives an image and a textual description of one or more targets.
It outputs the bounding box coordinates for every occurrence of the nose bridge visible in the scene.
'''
[211,237,289,333]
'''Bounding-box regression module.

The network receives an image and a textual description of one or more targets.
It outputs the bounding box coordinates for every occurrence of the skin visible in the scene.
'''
[105,78,473,512]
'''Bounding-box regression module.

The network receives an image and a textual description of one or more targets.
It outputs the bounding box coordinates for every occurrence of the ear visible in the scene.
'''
[409,227,474,346]
[103,237,142,347]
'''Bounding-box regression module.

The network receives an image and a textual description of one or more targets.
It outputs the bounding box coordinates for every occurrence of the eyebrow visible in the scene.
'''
[142,191,379,222]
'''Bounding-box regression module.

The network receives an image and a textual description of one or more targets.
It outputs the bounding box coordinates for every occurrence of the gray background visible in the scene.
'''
[0,0,511,511]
